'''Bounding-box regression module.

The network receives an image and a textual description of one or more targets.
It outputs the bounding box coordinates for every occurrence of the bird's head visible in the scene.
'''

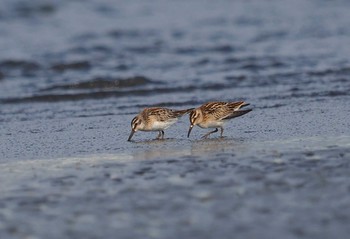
[128,115,145,141]
[187,109,202,138]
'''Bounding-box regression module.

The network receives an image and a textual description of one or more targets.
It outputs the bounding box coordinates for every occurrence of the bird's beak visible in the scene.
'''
[187,125,194,138]
[127,130,135,141]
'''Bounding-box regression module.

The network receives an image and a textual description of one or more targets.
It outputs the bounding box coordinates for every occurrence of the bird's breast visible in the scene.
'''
[145,119,178,131]
[198,120,224,128]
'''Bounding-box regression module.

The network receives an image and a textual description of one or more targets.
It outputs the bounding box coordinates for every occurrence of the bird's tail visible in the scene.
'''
[224,109,252,120]
[173,108,194,117]
[227,101,250,111]
[239,102,250,109]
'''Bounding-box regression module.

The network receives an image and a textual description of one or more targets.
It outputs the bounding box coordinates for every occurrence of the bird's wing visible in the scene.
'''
[222,109,252,120]
[200,102,230,120]
[144,107,175,122]
[202,102,248,120]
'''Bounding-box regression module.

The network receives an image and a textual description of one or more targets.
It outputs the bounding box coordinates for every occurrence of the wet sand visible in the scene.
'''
[1,141,350,239]
[1,107,350,238]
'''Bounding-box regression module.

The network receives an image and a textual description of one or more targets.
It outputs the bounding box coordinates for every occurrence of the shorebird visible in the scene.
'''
[187,101,252,139]
[128,107,193,141]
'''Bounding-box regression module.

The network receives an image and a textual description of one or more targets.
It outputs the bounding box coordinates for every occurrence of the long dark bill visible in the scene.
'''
[187,125,194,138]
[127,130,135,141]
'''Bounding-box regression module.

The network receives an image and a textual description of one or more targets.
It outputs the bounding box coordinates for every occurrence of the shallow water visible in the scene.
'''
[1,0,350,238]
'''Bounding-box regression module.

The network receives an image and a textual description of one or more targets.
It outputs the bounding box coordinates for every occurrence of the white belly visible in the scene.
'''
[150,119,178,131]
[199,121,224,129]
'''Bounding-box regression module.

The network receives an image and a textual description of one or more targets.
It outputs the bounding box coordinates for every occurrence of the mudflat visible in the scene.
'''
[1,0,350,238]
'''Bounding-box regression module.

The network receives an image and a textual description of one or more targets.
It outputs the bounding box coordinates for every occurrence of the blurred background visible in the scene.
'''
[1,0,349,123]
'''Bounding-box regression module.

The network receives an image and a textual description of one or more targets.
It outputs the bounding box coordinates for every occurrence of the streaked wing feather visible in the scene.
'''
[223,109,252,120]
[202,102,247,120]
[144,107,189,122]
[227,101,245,111]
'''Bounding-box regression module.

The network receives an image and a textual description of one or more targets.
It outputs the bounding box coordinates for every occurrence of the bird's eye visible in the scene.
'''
[131,117,138,127]
[190,114,196,124]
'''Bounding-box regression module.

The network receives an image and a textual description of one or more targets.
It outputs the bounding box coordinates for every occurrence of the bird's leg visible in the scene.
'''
[156,131,162,139]
[220,127,224,137]
[201,128,218,139]
[161,130,165,139]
